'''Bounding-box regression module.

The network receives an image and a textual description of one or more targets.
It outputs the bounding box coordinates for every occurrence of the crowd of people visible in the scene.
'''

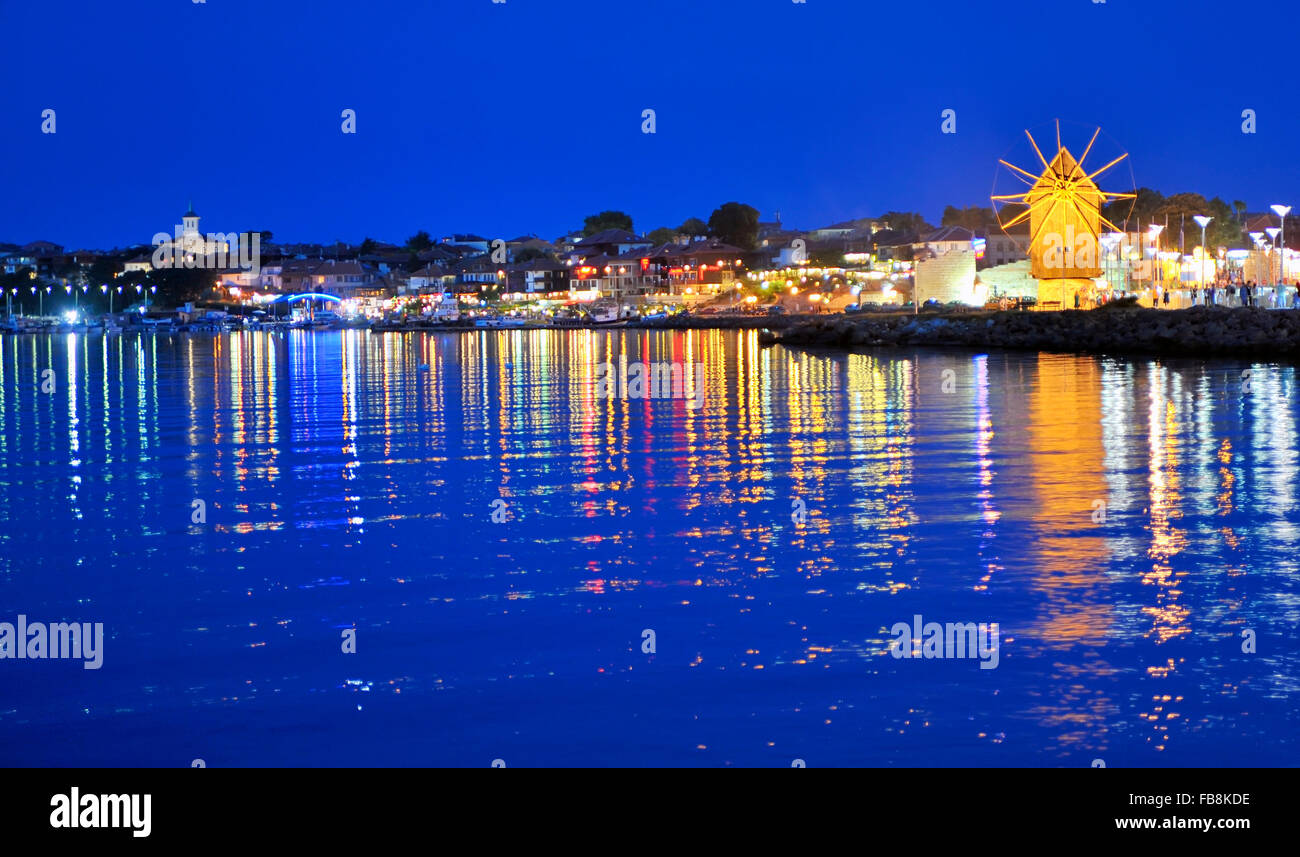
[1151,279,1300,309]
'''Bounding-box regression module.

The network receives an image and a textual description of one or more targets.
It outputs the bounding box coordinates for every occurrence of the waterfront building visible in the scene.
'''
[504,258,569,297]
[279,259,378,297]
[455,258,503,290]
[2,240,62,276]
[567,229,652,260]
[406,264,455,295]
[440,234,491,254]
[152,205,230,268]
[568,253,655,303]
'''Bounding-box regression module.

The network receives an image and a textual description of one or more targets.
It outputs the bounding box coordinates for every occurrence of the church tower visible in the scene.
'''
[182,200,199,236]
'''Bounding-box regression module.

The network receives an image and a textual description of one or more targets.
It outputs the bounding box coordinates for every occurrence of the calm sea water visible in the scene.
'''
[1,329,1297,767]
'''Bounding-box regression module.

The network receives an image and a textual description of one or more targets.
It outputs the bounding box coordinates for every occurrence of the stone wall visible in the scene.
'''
[915,252,978,305]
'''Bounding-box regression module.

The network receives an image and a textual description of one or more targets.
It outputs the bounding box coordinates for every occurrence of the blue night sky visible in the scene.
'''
[2,0,1297,248]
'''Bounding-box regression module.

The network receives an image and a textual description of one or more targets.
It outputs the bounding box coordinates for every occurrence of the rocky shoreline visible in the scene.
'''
[765,305,1300,358]
[632,313,816,331]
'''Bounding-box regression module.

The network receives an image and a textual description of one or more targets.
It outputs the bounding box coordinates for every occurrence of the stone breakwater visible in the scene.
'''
[768,306,1300,358]
[634,313,814,331]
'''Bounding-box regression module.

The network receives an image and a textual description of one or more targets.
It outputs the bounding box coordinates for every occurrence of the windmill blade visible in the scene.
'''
[1097,213,1128,235]
[1077,126,1102,172]
[1069,208,1102,241]
[1055,119,1062,156]
[999,159,1041,182]
[1028,197,1064,248]
[1083,151,1129,184]
[1075,187,1135,205]
[1000,194,1052,230]
[1000,206,1036,230]
[1025,129,1053,173]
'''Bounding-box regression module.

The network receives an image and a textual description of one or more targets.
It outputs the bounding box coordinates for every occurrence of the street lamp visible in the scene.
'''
[1101,233,1122,297]
[1248,231,1265,299]
[1266,227,1281,290]
[1193,216,1212,298]
[1147,224,1165,304]
[1271,204,1291,279]
[1272,204,1291,304]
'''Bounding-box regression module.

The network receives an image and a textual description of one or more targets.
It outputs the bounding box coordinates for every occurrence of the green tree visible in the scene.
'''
[513,246,554,263]
[941,205,999,232]
[678,217,709,237]
[707,202,760,250]
[0,267,34,293]
[145,267,212,304]
[1102,189,1246,249]
[878,211,933,234]
[359,237,378,255]
[89,256,123,285]
[582,211,634,236]
[809,248,845,267]
[646,227,678,246]
[1233,200,1247,223]
[405,231,434,252]
[1205,197,1245,249]
[1104,186,1162,229]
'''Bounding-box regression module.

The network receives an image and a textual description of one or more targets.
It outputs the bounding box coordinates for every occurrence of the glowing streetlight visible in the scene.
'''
[1101,232,1123,292]
[1193,216,1212,290]
[1272,204,1291,294]
[1266,227,1282,288]
[1147,224,1165,293]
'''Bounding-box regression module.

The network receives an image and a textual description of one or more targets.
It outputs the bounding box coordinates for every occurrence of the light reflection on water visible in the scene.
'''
[0,329,1297,767]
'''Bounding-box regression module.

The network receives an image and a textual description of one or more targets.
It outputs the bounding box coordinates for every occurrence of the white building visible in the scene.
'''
[150,204,232,270]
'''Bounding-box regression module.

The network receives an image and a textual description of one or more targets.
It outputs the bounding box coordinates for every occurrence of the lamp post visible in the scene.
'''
[1271,203,1291,285]
[1271,204,1291,307]
[1101,233,1122,300]
[1148,224,1165,305]
[1248,231,1265,303]
[1266,227,1281,293]
[1193,216,1212,301]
